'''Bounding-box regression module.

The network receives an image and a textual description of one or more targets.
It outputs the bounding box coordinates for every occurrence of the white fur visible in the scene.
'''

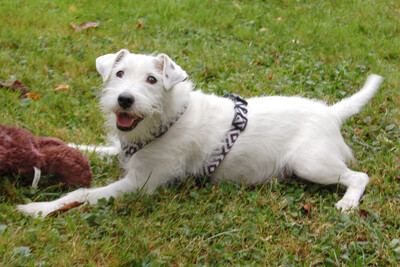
[17,51,383,217]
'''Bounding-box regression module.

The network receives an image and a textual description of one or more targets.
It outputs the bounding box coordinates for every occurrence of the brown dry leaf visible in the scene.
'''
[25,93,40,100]
[0,80,28,98]
[303,203,312,215]
[70,21,99,31]
[358,209,370,217]
[202,68,208,77]
[80,22,99,29]
[54,84,70,91]
[137,20,143,29]
[46,201,84,217]
[355,234,367,242]
[268,73,274,80]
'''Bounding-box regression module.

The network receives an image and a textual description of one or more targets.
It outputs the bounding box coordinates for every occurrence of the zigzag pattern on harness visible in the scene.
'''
[120,105,188,160]
[203,94,248,176]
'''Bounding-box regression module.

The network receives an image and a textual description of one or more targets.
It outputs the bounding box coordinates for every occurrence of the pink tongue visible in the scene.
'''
[117,113,135,127]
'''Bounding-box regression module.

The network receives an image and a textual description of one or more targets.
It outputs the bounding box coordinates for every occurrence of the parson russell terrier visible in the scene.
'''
[17,49,383,217]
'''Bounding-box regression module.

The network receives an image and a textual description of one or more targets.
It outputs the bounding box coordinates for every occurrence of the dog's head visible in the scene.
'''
[96,50,188,132]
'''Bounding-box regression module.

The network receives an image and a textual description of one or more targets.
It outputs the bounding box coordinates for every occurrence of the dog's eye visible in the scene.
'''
[116,71,124,78]
[146,76,157,84]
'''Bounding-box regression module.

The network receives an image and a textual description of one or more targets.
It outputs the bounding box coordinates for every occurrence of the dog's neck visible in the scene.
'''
[116,80,192,146]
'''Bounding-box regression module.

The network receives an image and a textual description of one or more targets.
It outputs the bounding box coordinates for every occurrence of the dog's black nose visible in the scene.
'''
[118,93,135,109]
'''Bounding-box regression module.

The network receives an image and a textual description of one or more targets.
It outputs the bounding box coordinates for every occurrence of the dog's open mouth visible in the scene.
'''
[116,111,144,131]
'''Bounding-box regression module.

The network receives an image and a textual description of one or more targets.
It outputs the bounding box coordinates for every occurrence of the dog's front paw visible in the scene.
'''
[335,198,359,213]
[17,202,58,218]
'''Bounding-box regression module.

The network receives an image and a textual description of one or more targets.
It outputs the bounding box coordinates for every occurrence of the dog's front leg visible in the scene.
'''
[17,176,137,218]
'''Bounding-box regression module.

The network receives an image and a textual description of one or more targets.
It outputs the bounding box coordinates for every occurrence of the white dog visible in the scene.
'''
[17,50,383,217]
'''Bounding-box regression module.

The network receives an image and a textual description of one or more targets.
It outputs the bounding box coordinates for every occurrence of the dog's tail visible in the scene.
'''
[331,74,383,124]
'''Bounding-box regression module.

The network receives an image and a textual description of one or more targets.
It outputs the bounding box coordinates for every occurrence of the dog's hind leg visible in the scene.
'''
[333,170,369,211]
[291,148,369,212]
[17,176,137,217]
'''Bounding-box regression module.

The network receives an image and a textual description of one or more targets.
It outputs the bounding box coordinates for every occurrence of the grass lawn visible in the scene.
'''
[1,0,400,265]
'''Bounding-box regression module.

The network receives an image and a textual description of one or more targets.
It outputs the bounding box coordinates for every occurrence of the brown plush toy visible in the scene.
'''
[0,125,92,188]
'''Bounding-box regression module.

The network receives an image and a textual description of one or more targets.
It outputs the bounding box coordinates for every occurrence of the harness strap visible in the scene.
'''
[120,105,187,159]
[202,93,248,176]
[119,93,248,178]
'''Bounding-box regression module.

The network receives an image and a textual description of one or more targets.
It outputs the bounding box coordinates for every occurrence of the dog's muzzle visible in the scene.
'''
[116,92,143,131]
[116,111,144,131]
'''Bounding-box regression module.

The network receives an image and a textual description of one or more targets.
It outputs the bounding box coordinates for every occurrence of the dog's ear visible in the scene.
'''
[156,54,188,90]
[96,49,129,82]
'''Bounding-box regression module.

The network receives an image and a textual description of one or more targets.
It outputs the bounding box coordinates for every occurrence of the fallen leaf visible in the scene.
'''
[273,54,280,64]
[355,235,367,241]
[70,21,99,31]
[202,68,208,77]
[46,201,84,217]
[358,209,370,217]
[137,20,143,29]
[0,80,28,98]
[80,22,99,29]
[25,93,40,100]
[379,106,386,112]
[303,203,312,215]
[69,5,76,12]
[268,73,273,80]
[54,84,70,91]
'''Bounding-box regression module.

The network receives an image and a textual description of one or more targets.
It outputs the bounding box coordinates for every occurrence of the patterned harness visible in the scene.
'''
[121,106,188,159]
[120,93,248,176]
[202,94,248,175]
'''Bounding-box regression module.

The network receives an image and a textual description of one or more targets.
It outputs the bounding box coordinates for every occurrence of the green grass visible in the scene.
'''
[1,0,400,265]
